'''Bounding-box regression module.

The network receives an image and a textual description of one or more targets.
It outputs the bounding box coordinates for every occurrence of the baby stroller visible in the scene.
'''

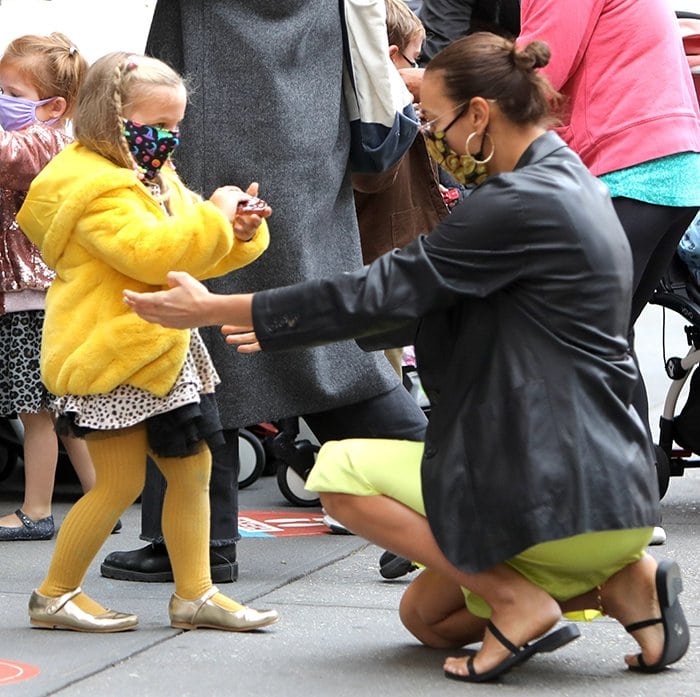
[645,11,700,498]
[247,350,431,509]
[245,418,322,507]
[649,255,700,498]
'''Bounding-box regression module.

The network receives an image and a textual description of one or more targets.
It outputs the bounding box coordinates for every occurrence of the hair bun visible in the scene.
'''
[512,40,551,72]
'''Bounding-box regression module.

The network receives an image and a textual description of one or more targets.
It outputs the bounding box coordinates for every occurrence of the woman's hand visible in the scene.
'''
[222,326,261,353]
[123,271,212,328]
[210,182,271,242]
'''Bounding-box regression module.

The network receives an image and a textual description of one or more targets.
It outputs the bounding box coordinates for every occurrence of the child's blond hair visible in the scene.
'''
[0,32,88,119]
[384,0,425,51]
[73,52,184,172]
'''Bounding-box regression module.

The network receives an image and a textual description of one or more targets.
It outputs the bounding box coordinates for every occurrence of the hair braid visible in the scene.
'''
[112,60,135,171]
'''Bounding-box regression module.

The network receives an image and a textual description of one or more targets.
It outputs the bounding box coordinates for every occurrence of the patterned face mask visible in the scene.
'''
[423,129,489,187]
[123,119,180,180]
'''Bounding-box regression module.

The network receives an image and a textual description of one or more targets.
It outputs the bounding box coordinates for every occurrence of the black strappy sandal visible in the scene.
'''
[625,560,689,673]
[444,620,581,683]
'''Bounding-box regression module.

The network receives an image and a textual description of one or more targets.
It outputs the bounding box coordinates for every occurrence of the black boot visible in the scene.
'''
[378,550,418,579]
[100,542,238,583]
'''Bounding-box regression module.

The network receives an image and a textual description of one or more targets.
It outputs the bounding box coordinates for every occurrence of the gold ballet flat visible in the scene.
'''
[169,586,279,631]
[28,587,138,633]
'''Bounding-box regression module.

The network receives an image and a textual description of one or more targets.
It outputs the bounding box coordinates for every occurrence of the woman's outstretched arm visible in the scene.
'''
[123,271,254,330]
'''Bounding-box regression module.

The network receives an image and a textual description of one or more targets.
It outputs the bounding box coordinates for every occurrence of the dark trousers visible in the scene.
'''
[613,198,699,433]
[140,383,428,545]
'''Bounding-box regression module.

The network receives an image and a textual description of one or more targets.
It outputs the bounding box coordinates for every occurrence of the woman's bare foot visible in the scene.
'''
[443,584,561,678]
[599,554,663,668]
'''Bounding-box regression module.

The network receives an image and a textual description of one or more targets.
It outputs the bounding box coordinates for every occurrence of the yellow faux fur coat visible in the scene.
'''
[17,142,269,397]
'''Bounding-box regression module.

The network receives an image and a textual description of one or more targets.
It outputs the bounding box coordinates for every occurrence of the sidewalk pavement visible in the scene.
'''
[1,307,699,697]
[0,451,698,697]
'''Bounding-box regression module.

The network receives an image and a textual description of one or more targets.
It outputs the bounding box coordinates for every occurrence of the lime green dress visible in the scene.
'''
[306,438,652,619]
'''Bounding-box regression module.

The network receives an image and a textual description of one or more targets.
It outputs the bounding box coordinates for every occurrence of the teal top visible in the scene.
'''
[599,152,700,206]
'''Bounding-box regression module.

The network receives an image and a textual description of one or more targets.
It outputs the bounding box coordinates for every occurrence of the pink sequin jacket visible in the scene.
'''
[0,123,71,314]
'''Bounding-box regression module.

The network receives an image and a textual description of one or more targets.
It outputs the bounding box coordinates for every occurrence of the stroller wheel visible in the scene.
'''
[238,428,266,489]
[654,444,671,499]
[276,462,320,507]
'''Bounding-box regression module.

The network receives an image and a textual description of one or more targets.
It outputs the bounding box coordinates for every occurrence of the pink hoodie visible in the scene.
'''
[519,0,700,176]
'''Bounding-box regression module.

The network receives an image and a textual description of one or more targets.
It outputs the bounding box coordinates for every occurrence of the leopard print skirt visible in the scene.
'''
[0,310,54,415]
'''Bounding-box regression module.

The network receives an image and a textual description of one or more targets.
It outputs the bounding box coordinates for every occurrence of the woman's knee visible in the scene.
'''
[319,491,355,519]
[399,586,434,645]
[399,583,458,648]
[399,570,484,649]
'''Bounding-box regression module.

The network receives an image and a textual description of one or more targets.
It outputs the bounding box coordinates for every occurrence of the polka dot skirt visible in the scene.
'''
[55,329,220,429]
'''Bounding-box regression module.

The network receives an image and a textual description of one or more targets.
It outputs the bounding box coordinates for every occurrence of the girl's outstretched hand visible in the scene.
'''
[210,181,271,242]
[123,271,211,329]
[222,326,261,353]
[233,182,271,242]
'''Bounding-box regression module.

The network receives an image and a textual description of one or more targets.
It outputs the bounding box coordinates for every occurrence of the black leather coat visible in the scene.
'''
[253,133,660,573]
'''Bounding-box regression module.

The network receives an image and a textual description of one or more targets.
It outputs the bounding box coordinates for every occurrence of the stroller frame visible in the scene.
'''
[649,256,700,497]
[645,9,700,498]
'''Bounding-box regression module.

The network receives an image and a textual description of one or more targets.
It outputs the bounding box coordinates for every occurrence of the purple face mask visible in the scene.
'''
[0,93,59,131]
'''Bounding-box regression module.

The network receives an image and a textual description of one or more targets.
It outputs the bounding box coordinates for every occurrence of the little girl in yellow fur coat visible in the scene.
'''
[18,52,278,633]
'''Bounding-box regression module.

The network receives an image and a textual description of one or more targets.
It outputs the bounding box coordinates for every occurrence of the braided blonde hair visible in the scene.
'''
[73,52,184,171]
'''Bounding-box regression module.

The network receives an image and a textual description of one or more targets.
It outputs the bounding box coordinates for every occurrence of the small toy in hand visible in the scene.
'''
[237,197,269,215]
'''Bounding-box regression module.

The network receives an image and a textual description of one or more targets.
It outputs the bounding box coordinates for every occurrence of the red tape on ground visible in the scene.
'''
[0,660,40,685]
[238,511,329,537]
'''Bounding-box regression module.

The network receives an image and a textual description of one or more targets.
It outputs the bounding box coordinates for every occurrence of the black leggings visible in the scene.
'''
[613,198,699,432]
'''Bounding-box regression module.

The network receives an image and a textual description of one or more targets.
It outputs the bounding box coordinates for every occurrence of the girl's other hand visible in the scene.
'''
[210,181,271,242]
[234,182,271,243]
[209,184,247,220]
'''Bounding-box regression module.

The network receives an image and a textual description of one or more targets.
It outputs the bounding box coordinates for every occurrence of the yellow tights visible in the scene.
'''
[38,424,241,615]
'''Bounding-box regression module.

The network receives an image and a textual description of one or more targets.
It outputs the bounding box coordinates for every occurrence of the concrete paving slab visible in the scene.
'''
[9,544,697,697]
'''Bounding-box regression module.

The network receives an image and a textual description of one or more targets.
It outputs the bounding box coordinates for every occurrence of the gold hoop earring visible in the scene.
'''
[465,131,494,165]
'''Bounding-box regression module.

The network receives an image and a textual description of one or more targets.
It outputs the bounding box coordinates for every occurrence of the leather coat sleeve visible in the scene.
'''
[252,239,452,352]
[253,174,527,352]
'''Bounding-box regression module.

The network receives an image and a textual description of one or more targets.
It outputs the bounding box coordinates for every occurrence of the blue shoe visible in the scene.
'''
[0,509,55,541]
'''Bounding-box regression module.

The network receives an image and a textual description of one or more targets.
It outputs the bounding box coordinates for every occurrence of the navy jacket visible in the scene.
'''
[253,132,660,572]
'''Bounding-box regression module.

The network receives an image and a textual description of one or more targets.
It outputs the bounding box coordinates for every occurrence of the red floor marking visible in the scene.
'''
[0,660,40,685]
[239,511,329,537]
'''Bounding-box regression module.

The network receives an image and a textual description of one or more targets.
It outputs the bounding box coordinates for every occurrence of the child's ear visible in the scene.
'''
[42,96,68,122]
[388,44,403,68]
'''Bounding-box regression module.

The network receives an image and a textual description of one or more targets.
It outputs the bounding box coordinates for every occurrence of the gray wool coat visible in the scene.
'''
[146,0,399,428]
